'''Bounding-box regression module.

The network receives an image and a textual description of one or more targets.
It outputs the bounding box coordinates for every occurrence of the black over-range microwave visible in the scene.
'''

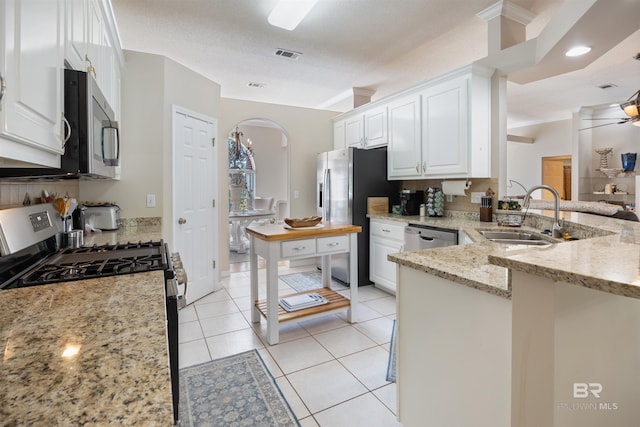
[0,70,120,180]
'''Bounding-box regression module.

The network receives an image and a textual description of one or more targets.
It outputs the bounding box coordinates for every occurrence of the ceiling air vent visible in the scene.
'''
[247,82,266,88]
[274,48,302,60]
[598,83,618,90]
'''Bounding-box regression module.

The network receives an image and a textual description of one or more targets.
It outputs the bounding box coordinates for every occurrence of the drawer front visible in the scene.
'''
[317,235,349,254]
[281,238,316,258]
[370,220,405,241]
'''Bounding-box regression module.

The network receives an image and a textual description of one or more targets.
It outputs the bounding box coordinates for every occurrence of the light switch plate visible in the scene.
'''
[146,194,156,208]
[471,192,484,204]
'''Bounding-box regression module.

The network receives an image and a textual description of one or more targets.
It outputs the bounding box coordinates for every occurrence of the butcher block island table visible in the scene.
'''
[246,222,362,345]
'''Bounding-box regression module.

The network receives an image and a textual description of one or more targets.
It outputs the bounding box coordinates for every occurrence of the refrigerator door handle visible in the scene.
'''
[324,168,331,221]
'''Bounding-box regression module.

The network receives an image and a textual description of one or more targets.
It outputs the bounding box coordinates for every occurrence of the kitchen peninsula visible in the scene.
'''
[384,209,640,427]
[0,224,174,425]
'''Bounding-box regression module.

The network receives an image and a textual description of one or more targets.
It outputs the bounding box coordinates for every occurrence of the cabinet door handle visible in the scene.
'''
[62,114,71,150]
[415,162,420,173]
[293,246,306,251]
[0,72,5,103]
[382,229,390,233]
[85,55,97,79]
[327,242,340,247]
[422,161,426,173]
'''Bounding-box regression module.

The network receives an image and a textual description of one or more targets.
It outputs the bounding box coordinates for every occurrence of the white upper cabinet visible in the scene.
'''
[387,93,422,178]
[65,0,87,71]
[65,0,123,119]
[0,0,66,167]
[420,74,469,176]
[333,104,389,150]
[333,119,346,150]
[345,114,364,148]
[363,105,387,148]
[387,64,493,180]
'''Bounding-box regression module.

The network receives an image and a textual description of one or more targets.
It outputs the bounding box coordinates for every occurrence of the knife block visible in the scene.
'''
[479,207,493,222]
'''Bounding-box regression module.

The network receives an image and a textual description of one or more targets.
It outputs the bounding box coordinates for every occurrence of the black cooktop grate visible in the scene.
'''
[17,240,169,287]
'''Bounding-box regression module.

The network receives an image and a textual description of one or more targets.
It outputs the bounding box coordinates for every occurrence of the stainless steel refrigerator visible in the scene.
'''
[317,147,398,286]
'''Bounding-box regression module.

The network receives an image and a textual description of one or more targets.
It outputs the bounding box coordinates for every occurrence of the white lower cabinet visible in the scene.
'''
[1,0,65,167]
[369,219,405,294]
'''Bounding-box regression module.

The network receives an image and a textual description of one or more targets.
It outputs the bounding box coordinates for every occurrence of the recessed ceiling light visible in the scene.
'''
[565,46,591,57]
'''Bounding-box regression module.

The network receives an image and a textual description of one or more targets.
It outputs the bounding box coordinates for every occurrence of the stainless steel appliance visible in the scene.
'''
[0,70,120,180]
[404,223,458,250]
[0,204,179,424]
[317,147,398,286]
[84,204,121,230]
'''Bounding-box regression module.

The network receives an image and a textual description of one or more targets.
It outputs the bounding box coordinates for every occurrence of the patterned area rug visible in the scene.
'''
[279,270,348,293]
[386,320,397,382]
[179,350,300,426]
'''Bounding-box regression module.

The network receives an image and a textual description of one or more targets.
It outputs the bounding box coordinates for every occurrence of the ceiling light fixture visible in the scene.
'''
[268,0,319,31]
[620,89,640,119]
[565,46,591,57]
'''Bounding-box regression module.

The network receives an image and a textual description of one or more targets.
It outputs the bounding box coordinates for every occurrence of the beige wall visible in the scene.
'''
[505,119,572,197]
[79,51,221,243]
[238,125,288,204]
[219,98,338,275]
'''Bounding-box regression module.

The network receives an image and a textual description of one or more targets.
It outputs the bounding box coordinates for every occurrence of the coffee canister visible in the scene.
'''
[425,187,444,217]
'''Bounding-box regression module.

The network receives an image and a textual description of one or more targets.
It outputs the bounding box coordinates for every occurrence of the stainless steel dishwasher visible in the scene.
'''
[404,223,458,250]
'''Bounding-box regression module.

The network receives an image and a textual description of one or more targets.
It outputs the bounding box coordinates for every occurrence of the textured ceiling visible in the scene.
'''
[112,0,640,128]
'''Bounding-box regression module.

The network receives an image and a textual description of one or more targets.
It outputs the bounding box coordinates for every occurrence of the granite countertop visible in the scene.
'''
[0,224,173,425]
[380,209,640,300]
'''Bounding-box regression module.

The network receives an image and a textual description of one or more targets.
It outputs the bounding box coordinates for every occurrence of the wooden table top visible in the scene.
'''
[246,222,361,241]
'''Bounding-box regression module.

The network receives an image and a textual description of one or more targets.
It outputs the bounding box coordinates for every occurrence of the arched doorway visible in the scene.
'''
[227,118,290,270]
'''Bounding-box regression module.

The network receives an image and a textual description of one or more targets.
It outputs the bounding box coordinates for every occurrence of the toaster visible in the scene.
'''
[84,205,121,230]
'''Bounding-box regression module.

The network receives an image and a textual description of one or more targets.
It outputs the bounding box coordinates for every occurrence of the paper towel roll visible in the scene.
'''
[441,180,469,196]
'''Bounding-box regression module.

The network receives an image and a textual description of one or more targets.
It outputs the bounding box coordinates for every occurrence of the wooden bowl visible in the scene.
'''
[284,216,322,228]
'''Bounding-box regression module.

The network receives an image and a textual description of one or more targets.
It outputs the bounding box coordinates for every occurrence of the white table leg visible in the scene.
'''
[249,235,260,323]
[321,254,331,288]
[347,232,358,323]
[266,243,280,345]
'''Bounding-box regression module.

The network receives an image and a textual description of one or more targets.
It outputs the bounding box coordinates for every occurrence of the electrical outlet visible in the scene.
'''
[294,190,300,199]
[471,192,484,204]
[146,194,156,208]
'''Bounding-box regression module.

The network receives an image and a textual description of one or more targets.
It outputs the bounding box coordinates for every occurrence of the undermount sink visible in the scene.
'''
[479,230,552,246]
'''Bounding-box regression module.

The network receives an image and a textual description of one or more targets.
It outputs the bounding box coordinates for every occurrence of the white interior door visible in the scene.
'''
[173,106,219,304]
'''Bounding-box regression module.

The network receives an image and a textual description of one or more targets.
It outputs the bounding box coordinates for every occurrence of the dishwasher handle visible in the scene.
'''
[419,235,434,241]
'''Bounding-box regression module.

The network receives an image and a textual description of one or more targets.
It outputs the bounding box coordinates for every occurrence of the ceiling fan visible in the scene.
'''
[580,88,640,130]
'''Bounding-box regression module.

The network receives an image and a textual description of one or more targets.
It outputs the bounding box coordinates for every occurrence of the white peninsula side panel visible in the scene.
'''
[396,265,511,427]
[511,270,640,427]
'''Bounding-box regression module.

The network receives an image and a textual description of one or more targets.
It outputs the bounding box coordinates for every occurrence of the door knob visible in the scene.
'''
[178,218,186,224]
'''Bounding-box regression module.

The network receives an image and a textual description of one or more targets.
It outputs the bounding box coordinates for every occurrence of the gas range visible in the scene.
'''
[17,240,171,287]
[0,203,182,424]
[0,204,173,289]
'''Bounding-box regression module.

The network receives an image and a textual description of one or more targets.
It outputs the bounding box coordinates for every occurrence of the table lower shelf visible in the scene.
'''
[255,288,350,323]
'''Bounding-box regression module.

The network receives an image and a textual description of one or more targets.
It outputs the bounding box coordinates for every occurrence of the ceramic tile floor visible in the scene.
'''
[178,262,400,427]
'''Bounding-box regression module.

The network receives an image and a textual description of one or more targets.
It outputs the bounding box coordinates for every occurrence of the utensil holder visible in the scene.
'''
[479,207,493,222]
[62,230,83,249]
